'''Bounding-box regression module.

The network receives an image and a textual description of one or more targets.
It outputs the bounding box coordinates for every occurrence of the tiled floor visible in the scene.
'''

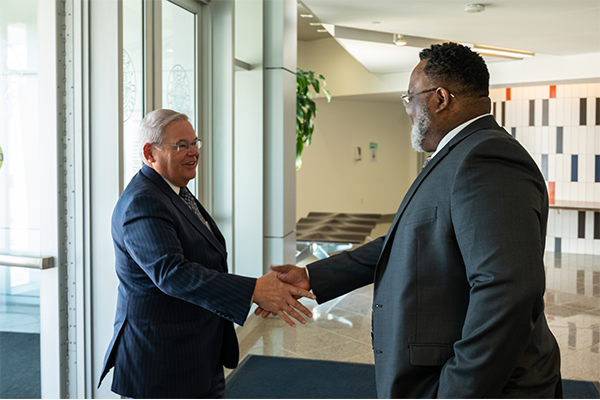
[232,221,600,386]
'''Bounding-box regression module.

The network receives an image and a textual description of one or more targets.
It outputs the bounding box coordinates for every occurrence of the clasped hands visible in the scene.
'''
[252,264,312,328]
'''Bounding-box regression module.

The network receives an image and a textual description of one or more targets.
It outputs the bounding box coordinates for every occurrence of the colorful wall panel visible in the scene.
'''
[490,83,600,255]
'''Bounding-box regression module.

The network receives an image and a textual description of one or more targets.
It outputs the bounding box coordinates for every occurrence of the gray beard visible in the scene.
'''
[410,108,431,152]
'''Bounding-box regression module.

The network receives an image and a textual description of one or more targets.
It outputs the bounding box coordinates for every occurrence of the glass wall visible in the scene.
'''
[162,0,198,195]
[162,0,196,127]
[122,0,200,194]
[0,0,43,397]
[123,0,145,187]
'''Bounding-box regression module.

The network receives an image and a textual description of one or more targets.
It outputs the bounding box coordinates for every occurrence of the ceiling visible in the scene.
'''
[297,1,600,75]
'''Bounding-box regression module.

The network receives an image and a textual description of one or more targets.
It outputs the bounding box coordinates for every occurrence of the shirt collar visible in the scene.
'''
[161,175,181,195]
[429,113,491,160]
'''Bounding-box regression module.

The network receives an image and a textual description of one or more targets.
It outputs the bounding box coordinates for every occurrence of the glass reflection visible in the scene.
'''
[123,0,145,187]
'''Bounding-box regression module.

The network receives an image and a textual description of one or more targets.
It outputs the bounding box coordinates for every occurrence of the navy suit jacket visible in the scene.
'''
[308,116,561,398]
[99,164,256,398]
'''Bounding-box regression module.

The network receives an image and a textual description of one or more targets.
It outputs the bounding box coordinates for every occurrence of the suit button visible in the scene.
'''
[374,304,382,308]
[375,350,383,354]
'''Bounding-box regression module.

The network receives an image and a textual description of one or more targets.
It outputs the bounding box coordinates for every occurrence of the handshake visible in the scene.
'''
[252,264,314,328]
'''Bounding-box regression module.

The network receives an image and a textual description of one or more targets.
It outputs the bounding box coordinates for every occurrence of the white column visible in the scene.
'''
[234,0,264,278]
[211,0,235,268]
[88,0,122,397]
[263,0,297,270]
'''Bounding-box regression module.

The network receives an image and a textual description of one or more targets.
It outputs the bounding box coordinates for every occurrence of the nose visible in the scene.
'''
[188,145,200,157]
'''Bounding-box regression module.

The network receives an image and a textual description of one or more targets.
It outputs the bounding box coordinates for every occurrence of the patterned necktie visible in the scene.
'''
[179,187,213,234]
[422,155,433,170]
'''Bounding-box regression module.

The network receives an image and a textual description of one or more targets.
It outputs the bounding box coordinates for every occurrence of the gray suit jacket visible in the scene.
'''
[308,116,561,398]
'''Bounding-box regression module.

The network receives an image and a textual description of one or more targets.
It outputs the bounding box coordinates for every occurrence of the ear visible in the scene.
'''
[433,87,453,113]
[142,142,156,164]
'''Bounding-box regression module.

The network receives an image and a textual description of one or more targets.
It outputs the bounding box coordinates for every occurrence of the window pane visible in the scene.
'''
[162,0,197,194]
[123,0,145,187]
[162,1,196,127]
[0,0,43,397]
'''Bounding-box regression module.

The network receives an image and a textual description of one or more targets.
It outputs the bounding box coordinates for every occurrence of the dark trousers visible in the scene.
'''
[203,368,225,399]
[125,367,225,399]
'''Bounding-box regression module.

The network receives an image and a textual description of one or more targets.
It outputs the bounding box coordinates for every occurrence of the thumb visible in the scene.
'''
[269,263,289,273]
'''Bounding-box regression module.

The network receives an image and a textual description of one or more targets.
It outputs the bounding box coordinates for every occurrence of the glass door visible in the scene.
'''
[123,0,145,186]
[122,0,201,195]
[0,0,54,397]
[162,0,200,196]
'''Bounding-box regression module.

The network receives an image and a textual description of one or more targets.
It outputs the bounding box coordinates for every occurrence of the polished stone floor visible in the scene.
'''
[232,231,600,385]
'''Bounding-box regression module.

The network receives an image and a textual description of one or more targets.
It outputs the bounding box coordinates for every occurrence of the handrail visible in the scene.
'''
[0,253,55,270]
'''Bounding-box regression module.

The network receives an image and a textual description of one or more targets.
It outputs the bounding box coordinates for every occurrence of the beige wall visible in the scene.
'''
[297,38,411,98]
[295,97,415,219]
[296,38,417,220]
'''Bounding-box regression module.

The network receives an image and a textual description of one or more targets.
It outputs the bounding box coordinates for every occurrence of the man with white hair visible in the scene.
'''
[99,109,314,398]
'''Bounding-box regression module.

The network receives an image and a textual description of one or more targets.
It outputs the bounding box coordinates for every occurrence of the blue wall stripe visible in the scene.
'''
[555,237,561,254]
[596,155,600,183]
[571,155,578,182]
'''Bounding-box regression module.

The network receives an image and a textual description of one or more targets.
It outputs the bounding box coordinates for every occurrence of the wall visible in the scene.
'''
[297,38,411,97]
[295,98,415,219]
[490,83,600,255]
[299,36,600,255]
[298,38,600,96]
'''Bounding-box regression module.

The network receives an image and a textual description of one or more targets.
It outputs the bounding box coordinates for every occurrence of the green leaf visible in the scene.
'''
[296,67,331,170]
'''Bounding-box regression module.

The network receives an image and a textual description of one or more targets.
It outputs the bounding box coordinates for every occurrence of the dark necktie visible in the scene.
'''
[179,187,213,234]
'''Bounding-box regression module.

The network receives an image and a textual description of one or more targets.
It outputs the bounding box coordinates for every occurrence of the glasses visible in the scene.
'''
[152,138,202,152]
[401,88,454,106]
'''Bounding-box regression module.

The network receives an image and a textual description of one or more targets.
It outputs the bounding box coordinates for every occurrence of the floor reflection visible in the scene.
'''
[233,251,600,383]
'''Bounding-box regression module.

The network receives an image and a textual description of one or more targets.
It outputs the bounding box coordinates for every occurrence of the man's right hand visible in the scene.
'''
[252,270,315,328]
[271,264,310,291]
[254,264,312,319]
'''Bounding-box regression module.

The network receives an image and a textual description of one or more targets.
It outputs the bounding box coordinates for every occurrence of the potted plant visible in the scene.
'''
[296,68,331,170]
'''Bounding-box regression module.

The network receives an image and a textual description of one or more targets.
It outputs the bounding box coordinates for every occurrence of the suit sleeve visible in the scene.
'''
[121,195,256,326]
[308,236,384,304]
[438,136,549,397]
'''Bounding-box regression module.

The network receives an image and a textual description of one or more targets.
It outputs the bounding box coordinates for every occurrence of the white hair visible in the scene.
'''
[410,106,432,153]
[139,109,189,155]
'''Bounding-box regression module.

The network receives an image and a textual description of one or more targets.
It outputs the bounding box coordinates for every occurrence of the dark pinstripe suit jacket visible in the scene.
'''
[99,164,256,398]
[308,116,561,398]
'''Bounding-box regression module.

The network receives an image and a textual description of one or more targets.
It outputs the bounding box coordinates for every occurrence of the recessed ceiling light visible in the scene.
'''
[465,3,485,13]
[317,29,328,33]
[300,13,313,18]
[309,22,322,26]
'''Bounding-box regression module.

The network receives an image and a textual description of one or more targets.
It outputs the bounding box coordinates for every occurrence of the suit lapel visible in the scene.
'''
[141,165,227,259]
[377,115,500,265]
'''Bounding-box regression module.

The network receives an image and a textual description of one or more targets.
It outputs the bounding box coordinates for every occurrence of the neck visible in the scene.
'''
[423,97,490,152]
[444,96,490,133]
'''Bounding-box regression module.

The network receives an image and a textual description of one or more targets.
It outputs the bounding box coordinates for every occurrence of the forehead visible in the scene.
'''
[163,119,195,141]
[408,59,429,91]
